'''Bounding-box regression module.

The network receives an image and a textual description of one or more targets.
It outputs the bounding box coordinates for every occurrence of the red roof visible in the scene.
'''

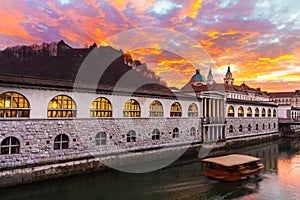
[181,82,267,96]
[268,92,295,98]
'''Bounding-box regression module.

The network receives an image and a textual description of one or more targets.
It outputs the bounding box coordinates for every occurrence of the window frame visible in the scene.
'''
[149,100,163,117]
[54,134,69,150]
[48,95,76,118]
[0,92,30,118]
[90,97,112,118]
[227,106,235,117]
[123,99,141,117]
[188,103,198,117]
[152,129,160,140]
[127,130,137,143]
[172,127,179,138]
[0,137,20,155]
[170,102,182,117]
[95,132,107,146]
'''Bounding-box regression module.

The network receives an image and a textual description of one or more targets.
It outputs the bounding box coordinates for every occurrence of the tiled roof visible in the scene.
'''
[268,92,295,98]
[181,81,267,96]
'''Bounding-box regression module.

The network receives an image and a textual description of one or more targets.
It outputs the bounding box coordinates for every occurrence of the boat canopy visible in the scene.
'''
[202,154,260,167]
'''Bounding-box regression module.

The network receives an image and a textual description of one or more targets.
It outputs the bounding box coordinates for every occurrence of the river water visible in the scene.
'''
[1,138,300,200]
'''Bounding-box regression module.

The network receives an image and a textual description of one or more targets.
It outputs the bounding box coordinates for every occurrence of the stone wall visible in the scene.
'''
[225,117,278,138]
[0,118,200,169]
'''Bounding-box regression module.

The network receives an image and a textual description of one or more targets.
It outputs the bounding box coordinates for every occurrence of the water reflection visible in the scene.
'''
[1,139,300,200]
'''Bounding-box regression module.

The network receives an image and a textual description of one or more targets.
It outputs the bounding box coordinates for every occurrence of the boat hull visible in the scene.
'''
[204,164,264,181]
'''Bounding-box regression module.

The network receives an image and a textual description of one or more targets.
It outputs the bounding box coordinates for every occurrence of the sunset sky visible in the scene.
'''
[0,0,299,91]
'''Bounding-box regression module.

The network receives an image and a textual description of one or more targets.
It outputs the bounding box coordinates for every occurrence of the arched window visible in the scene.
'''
[188,103,198,117]
[0,137,20,155]
[90,97,112,117]
[152,129,160,140]
[149,100,163,117]
[0,92,30,118]
[95,132,107,146]
[54,134,69,150]
[48,95,76,118]
[268,108,272,117]
[255,108,259,117]
[127,130,136,143]
[123,99,141,117]
[190,127,196,136]
[227,106,234,117]
[262,108,266,117]
[239,125,243,132]
[256,124,259,130]
[229,125,234,133]
[273,109,277,117]
[247,107,252,117]
[170,102,182,117]
[172,127,179,138]
[238,106,244,117]
[268,123,271,129]
[248,124,252,131]
[274,123,276,129]
[262,124,265,130]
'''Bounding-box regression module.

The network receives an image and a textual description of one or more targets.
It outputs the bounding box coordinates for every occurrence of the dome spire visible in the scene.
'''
[207,65,215,85]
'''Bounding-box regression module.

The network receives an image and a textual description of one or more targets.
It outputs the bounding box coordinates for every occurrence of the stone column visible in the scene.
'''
[203,98,206,118]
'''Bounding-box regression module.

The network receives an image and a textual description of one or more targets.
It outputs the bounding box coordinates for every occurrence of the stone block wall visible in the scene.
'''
[0,118,201,169]
[225,117,278,138]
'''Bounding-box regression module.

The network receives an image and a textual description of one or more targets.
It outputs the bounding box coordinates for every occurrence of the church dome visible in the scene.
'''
[190,69,206,82]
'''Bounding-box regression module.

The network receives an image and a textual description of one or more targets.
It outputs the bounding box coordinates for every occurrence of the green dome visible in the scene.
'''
[191,69,206,82]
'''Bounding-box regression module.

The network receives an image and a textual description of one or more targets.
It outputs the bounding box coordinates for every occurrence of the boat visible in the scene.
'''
[202,154,264,181]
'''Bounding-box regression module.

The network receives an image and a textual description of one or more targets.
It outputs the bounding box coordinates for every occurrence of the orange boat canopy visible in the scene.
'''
[202,154,261,167]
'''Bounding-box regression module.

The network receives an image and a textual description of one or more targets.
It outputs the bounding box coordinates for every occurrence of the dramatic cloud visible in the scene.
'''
[0,0,299,91]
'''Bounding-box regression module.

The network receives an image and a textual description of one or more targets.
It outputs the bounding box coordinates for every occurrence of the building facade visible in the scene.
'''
[0,42,279,171]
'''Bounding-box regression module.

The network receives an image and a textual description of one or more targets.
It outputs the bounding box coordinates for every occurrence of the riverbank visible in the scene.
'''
[0,132,279,188]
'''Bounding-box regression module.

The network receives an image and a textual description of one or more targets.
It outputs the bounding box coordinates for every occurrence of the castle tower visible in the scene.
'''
[224,62,234,85]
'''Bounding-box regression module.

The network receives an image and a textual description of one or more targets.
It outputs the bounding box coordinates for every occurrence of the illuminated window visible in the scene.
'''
[172,127,179,138]
[123,99,140,117]
[149,100,163,117]
[95,132,107,146]
[273,109,276,117]
[227,106,234,117]
[247,107,252,117]
[152,129,160,140]
[262,108,266,117]
[268,108,272,117]
[255,108,259,117]
[188,103,198,117]
[238,106,244,117]
[190,127,196,136]
[48,95,76,118]
[229,125,234,133]
[0,137,20,155]
[54,134,69,150]
[170,102,182,117]
[90,97,112,117]
[127,130,136,143]
[0,92,30,118]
